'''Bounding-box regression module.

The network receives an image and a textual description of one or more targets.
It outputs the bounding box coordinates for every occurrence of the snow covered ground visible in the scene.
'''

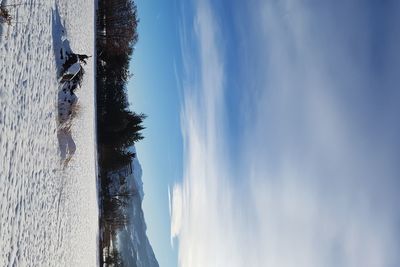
[0,0,98,266]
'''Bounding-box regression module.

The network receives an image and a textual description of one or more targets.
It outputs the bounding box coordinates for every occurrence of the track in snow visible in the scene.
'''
[0,0,98,266]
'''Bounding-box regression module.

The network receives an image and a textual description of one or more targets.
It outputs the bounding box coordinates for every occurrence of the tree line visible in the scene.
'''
[97,0,143,171]
[96,0,143,266]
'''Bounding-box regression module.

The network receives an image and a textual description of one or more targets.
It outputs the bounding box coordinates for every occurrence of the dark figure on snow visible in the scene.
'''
[63,52,90,69]
[60,52,88,86]
[78,54,91,65]
[0,6,12,25]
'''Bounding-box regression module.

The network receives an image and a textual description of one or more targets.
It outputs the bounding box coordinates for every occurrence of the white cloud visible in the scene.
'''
[172,0,400,266]
[170,184,183,241]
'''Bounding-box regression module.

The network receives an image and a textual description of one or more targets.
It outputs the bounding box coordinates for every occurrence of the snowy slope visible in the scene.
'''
[117,149,159,267]
[0,1,98,266]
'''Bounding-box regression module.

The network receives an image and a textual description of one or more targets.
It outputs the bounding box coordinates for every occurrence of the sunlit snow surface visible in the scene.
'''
[0,1,98,266]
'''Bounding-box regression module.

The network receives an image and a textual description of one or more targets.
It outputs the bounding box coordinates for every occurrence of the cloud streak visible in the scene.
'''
[172,0,400,266]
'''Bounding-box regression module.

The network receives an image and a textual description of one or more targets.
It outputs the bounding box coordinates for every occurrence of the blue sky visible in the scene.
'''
[129,0,400,266]
[127,1,181,266]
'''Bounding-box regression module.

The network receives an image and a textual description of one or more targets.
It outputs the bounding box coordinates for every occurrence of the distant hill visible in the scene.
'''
[116,147,159,267]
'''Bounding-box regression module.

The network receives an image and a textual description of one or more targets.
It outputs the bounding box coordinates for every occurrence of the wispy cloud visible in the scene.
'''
[172,0,400,266]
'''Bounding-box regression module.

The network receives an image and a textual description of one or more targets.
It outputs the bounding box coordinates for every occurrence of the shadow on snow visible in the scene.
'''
[51,5,89,167]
